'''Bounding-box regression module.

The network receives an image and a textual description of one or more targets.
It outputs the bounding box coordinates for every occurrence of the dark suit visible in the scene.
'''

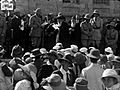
[37,64,57,83]
[57,21,71,48]
[53,68,76,86]
[44,23,58,50]
[11,15,22,46]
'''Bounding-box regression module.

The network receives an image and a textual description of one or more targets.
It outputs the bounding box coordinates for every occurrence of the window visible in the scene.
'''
[63,0,71,3]
[63,0,79,4]
[93,0,110,5]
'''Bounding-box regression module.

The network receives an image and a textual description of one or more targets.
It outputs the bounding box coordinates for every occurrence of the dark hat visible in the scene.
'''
[64,52,74,63]
[11,45,24,57]
[31,48,41,57]
[75,77,88,85]
[58,56,72,67]
[43,74,66,90]
[74,52,87,65]
[9,58,26,71]
[23,52,31,60]
[74,77,89,90]
[56,15,65,20]
[25,57,34,64]
[100,55,108,64]
[87,49,101,59]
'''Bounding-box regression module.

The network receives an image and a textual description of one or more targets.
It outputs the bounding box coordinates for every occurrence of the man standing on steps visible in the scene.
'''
[29,8,43,49]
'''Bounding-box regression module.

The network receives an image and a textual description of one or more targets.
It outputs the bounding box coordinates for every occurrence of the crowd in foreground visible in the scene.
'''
[0,42,120,90]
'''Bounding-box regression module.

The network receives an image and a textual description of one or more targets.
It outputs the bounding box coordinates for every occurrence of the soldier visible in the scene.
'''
[80,14,93,47]
[90,10,103,48]
[29,8,43,48]
[0,12,6,46]
[105,22,118,54]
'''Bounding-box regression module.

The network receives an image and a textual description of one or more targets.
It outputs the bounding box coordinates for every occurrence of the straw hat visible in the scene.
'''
[43,74,66,90]
[105,47,113,54]
[87,49,101,59]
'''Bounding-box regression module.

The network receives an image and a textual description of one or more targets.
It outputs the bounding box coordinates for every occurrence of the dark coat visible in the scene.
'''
[52,68,76,86]
[37,64,57,84]
[44,23,58,50]
[11,16,22,45]
[57,21,71,48]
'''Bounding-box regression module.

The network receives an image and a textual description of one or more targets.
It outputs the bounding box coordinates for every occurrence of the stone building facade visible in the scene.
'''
[1,0,120,17]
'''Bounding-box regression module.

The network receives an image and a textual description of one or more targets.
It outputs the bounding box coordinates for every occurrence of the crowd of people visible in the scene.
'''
[0,8,120,58]
[0,8,120,90]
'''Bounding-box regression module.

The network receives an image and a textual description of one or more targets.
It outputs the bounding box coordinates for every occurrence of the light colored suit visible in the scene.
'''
[82,63,104,90]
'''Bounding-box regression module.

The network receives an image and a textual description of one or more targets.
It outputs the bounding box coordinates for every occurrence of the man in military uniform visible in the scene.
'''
[29,8,43,48]
[105,22,118,54]
[80,14,93,47]
[0,12,6,46]
[90,10,103,48]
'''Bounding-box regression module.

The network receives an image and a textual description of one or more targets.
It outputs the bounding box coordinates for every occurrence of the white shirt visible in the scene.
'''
[82,63,104,90]
[60,66,70,84]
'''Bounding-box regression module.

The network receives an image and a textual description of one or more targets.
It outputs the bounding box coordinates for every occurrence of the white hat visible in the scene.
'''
[53,46,60,50]
[79,47,88,54]
[105,47,113,54]
[102,69,120,82]
[70,45,78,53]
[40,48,48,54]
[56,43,63,48]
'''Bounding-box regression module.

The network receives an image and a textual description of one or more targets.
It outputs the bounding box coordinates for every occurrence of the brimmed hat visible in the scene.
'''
[31,48,41,57]
[93,9,99,14]
[79,47,88,54]
[23,52,31,60]
[105,47,113,54]
[101,69,120,82]
[56,43,63,48]
[34,8,41,13]
[53,46,61,51]
[87,49,101,59]
[18,63,37,76]
[43,74,66,90]
[25,57,34,64]
[74,77,89,90]
[18,63,39,89]
[11,45,24,57]
[75,77,88,85]
[107,21,116,27]
[58,57,72,67]
[56,15,65,20]
[84,14,90,19]
[70,45,78,53]
[9,58,26,71]
[40,48,48,54]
